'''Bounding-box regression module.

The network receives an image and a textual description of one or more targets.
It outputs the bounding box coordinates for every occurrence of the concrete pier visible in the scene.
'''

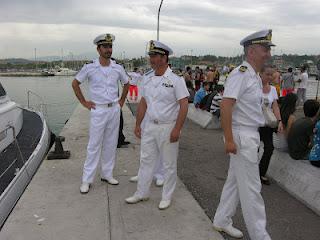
[0,104,223,240]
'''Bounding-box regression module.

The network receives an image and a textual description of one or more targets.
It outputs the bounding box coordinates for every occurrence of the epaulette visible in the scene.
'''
[111,57,117,64]
[239,66,248,72]
[85,60,94,64]
[144,69,154,76]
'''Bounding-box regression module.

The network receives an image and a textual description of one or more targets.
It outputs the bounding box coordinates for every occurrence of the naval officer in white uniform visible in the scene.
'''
[212,30,275,240]
[125,40,189,210]
[72,33,129,194]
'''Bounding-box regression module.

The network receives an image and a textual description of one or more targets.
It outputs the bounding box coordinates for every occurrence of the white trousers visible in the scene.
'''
[297,88,306,105]
[141,117,164,181]
[82,104,120,183]
[213,129,271,240]
[153,153,164,181]
[135,121,179,200]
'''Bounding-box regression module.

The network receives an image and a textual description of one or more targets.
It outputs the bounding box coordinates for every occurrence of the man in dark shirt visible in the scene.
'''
[288,100,320,159]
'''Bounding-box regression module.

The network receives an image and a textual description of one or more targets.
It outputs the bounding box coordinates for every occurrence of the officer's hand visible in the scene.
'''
[225,140,237,154]
[118,99,125,108]
[170,128,180,143]
[134,125,142,139]
[82,100,96,110]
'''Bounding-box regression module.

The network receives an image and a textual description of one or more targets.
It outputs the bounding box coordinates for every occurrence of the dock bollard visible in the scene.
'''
[47,136,71,160]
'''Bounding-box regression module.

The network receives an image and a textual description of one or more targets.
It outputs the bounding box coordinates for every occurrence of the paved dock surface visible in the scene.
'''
[129,102,320,240]
[0,104,223,240]
[178,119,320,240]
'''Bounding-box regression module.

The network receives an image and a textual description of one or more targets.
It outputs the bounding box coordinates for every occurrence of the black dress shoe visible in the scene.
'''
[117,141,130,148]
[122,141,130,145]
[261,176,271,185]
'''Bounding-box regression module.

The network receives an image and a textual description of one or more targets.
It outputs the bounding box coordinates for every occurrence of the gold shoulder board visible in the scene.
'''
[239,66,248,72]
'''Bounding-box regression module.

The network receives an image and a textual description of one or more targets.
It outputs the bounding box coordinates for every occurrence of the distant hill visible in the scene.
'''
[33,52,98,62]
[0,52,98,64]
[0,58,32,64]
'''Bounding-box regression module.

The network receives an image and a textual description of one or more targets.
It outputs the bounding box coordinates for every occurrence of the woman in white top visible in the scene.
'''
[259,65,283,185]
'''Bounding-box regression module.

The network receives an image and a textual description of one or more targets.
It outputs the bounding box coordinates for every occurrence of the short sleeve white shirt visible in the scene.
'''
[263,85,278,108]
[128,72,143,86]
[299,72,308,89]
[223,61,265,128]
[75,59,129,104]
[140,67,189,123]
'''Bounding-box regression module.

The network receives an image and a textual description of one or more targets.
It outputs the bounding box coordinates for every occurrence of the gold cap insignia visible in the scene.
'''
[266,32,272,41]
[149,40,155,51]
[105,34,113,43]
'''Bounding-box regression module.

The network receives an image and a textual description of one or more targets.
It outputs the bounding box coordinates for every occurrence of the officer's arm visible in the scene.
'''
[136,97,147,127]
[221,98,236,143]
[174,97,188,132]
[119,82,129,107]
[72,79,86,105]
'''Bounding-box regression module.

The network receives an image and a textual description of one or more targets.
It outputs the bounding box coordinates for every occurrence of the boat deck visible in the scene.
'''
[0,110,43,195]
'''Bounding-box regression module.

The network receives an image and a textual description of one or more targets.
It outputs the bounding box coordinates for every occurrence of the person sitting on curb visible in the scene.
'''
[274,93,297,151]
[309,119,320,168]
[287,99,320,160]
[209,84,224,119]
[193,81,210,108]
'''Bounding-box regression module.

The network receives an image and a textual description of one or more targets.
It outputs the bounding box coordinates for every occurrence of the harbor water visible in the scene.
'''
[0,76,88,135]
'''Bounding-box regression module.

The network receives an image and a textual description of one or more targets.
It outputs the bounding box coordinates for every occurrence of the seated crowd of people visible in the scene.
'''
[182,63,319,186]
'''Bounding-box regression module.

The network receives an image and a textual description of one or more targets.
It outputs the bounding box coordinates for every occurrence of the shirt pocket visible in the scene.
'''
[159,85,176,102]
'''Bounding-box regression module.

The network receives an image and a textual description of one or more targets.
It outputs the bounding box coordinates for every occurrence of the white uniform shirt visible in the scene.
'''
[299,72,308,89]
[140,67,189,123]
[128,72,143,86]
[223,61,265,128]
[75,59,129,104]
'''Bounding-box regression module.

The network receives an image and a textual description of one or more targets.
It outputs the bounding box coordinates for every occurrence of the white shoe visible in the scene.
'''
[125,195,149,204]
[155,178,164,187]
[213,224,243,239]
[101,177,119,185]
[129,175,138,182]
[158,200,171,210]
[80,183,90,194]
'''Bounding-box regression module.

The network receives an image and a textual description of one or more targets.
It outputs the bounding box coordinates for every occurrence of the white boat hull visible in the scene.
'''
[0,110,50,228]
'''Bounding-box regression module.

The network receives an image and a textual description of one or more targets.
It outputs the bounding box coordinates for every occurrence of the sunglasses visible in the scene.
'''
[99,44,113,48]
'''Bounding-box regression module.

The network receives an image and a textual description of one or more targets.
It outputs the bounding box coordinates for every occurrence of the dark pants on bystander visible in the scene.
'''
[310,161,320,168]
[259,127,275,177]
[118,110,126,146]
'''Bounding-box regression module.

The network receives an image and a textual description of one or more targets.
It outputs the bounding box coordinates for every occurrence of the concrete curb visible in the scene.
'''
[268,149,320,215]
[187,104,220,129]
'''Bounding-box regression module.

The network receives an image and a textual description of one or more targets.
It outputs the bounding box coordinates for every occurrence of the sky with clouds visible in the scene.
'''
[0,0,320,59]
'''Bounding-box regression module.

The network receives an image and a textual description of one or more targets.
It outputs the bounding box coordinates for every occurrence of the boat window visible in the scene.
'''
[0,83,6,97]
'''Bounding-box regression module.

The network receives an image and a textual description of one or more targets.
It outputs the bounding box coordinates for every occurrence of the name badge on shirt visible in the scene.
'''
[162,80,174,88]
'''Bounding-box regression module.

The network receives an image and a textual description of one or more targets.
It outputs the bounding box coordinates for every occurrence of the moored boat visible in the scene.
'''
[0,82,51,228]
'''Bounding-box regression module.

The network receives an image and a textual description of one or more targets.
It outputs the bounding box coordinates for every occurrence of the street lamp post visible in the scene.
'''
[157,0,164,41]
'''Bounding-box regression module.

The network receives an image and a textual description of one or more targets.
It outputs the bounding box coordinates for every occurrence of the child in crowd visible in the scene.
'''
[209,85,224,118]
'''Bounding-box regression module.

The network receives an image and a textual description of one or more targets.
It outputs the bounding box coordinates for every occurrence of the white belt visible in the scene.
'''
[232,125,258,132]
